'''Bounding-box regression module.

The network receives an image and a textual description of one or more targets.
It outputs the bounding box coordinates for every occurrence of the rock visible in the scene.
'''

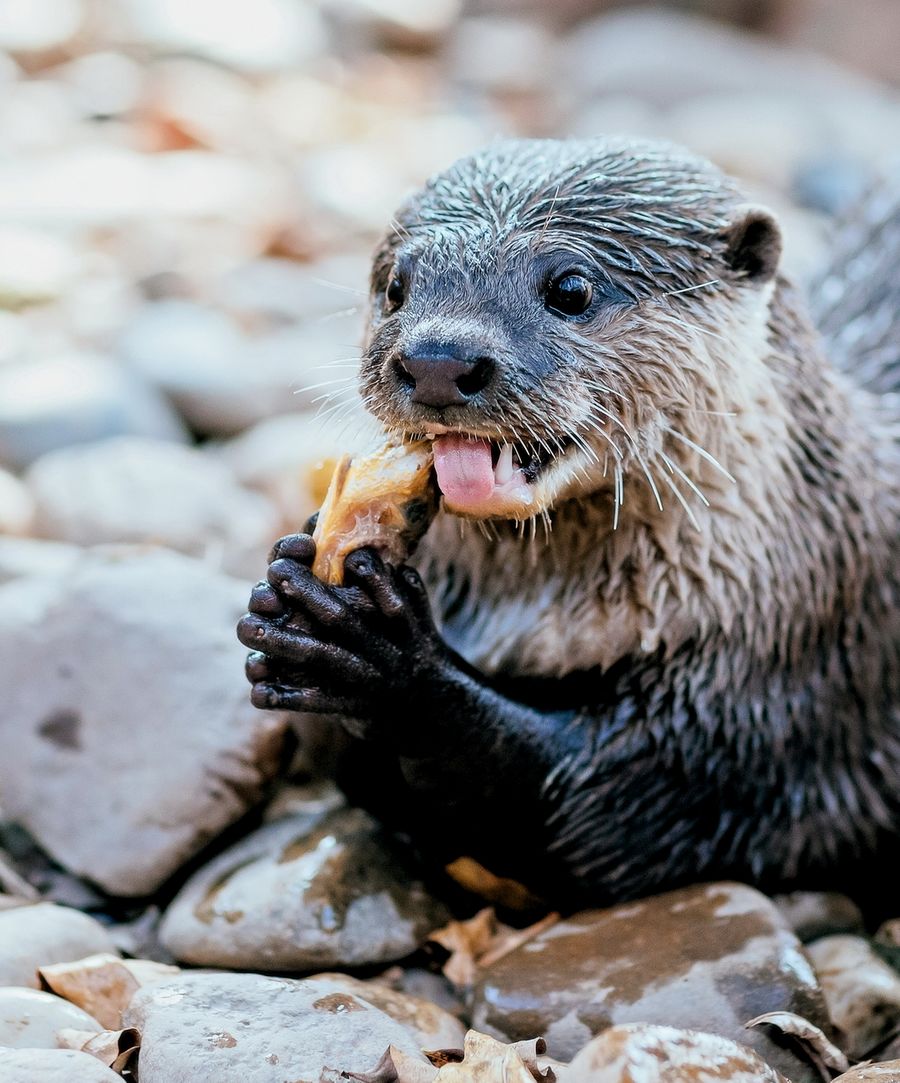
[832,1065,900,1081]
[0,468,33,535]
[0,901,118,988]
[0,986,102,1048]
[0,352,187,471]
[332,0,461,50]
[54,51,144,121]
[118,0,329,73]
[26,436,279,578]
[160,807,448,970]
[807,935,900,1059]
[447,17,557,94]
[118,300,364,436]
[123,971,429,1082]
[566,1023,790,1083]
[0,547,290,896]
[0,1046,123,1082]
[0,225,78,309]
[0,537,81,587]
[472,882,827,1081]
[773,891,865,942]
[303,973,465,1049]
[216,411,380,527]
[0,0,83,54]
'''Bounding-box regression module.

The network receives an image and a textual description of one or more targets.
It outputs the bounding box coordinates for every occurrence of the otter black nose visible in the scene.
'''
[398,350,496,408]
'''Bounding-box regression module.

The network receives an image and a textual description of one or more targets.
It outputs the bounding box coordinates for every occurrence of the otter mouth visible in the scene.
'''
[409,426,577,518]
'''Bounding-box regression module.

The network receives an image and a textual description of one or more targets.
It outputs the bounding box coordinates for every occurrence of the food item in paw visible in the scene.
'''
[311,439,438,584]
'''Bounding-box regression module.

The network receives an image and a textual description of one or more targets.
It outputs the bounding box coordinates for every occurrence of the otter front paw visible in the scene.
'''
[237,537,450,742]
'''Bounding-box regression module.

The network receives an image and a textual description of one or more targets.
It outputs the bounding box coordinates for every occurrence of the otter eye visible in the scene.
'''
[545,273,593,317]
[385,274,405,313]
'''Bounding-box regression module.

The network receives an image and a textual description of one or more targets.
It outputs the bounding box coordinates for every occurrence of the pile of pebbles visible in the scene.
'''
[1,0,899,1078]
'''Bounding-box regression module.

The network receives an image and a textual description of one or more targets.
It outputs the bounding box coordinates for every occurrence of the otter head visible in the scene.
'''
[360,137,782,522]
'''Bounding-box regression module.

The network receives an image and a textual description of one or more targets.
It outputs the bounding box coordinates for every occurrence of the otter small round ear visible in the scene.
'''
[722,205,782,283]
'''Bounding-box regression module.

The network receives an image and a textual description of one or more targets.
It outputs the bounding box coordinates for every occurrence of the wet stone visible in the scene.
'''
[471,882,828,1081]
[0,986,102,1048]
[806,935,900,1060]
[26,436,279,578]
[0,900,118,988]
[0,1046,123,1082]
[0,547,291,896]
[303,972,465,1049]
[160,807,449,970]
[0,352,187,471]
[123,971,429,1082]
[566,1023,790,1083]
[773,891,865,943]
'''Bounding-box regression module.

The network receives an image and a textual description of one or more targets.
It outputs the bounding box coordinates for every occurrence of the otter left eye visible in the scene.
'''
[385,274,406,313]
[545,273,593,317]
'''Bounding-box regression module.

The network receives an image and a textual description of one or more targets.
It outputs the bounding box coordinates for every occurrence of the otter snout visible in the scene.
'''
[395,344,497,409]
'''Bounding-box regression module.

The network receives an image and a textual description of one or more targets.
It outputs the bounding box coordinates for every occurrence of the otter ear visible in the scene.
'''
[721,205,782,284]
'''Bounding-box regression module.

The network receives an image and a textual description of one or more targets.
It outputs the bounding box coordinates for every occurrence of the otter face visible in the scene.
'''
[359,137,781,522]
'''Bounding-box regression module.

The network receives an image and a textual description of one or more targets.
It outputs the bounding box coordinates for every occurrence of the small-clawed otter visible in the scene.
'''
[238,137,900,907]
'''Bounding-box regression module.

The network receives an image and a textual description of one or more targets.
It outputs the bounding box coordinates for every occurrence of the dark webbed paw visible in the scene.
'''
[237,535,450,742]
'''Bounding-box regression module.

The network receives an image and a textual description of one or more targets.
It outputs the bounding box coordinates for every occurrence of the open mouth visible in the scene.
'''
[410,429,572,517]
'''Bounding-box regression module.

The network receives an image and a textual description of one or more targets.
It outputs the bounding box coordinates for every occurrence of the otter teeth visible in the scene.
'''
[495,442,514,485]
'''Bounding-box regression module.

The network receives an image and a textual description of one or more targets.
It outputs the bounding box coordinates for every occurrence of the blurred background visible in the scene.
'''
[0,0,898,579]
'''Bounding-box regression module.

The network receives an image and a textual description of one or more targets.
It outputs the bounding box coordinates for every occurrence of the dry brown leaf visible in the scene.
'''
[39,952,180,1029]
[747,1011,849,1080]
[445,858,545,911]
[436,1031,541,1083]
[57,1025,141,1072]
[427,909,559,990]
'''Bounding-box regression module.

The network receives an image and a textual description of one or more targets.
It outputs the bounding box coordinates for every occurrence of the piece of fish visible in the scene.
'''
[311,439,438,585]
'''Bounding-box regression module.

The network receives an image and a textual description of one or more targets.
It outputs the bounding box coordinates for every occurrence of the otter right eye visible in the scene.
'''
[545,273,593,318]
[385,275,405,313]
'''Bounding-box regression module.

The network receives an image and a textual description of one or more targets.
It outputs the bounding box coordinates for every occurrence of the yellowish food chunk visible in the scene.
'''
[311,439,438,585]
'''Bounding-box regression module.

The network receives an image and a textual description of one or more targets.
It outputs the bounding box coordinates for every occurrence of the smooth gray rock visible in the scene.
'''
[0,352,187,470]
[0,1046,123,1082]
[0,987,102,1048]
[26,436,279,577]
[0,537,81,587]
[160,807,448,970]
[472,882,827,1082]
[567,1023,790,1083]
[0,547,290,896]
[0,901,118,988]
[123,971,428,1081]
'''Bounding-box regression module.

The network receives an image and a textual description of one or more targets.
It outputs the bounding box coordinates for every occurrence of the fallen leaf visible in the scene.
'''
[427,909,558,989]
[39,953,180,1028]
[437,1031,541,1083]
[57,1025,141,1072]
[445,858,545,911]
[747,1011,849,1080]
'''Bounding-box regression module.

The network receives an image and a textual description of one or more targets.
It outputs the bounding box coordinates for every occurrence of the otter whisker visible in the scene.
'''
[665,427,736,483]
[659,470,701,531]
[659,451,710,507]
[613,462,624,530]
[311,277,368,298]
[655,278,721,299]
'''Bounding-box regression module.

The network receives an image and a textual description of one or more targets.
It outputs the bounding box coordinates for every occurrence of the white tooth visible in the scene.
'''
[425,432,436,440]
[495,442,514,484]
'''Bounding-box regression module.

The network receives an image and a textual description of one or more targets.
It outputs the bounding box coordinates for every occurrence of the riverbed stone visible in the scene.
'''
[26,436,279,577]
[123,971,429,1082]
[0,547,290,896]
[0,1047,123,1082]
[567,1023,790,1083]
[0,352,187,471]
[0,986,102,1048]
[159,807,448,970]
[472,882,827,1081]
[303,972,465,1049]
[0,537,82,586]
[773,891,865,943]
[0,901,118,988]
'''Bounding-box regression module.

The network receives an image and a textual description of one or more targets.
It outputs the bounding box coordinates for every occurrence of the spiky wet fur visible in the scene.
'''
[356,137,900,897]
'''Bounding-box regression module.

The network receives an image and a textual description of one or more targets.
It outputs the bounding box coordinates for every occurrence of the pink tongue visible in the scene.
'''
[432,434,495,505]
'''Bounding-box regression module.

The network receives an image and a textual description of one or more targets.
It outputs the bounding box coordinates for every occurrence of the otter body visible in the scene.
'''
[239,138,900,905]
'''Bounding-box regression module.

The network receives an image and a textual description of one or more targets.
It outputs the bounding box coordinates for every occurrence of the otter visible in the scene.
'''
[237,137,900,907]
